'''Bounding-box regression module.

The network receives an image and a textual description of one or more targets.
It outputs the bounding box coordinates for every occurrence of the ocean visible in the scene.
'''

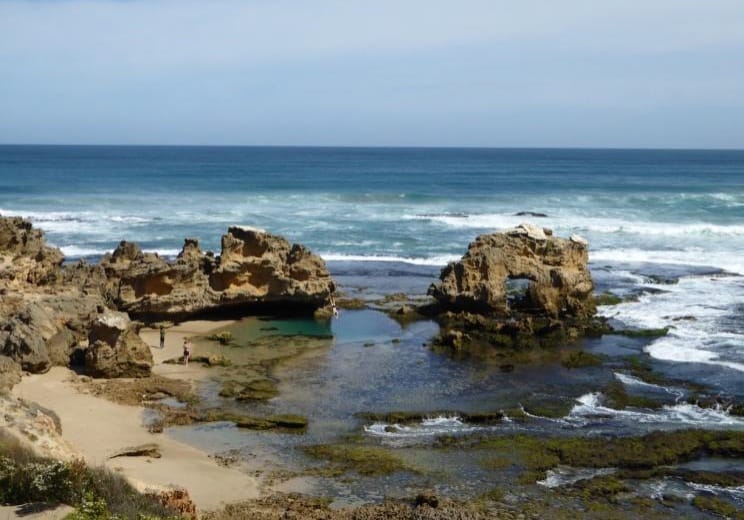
[2,145,744,379]
[4,145,744,505]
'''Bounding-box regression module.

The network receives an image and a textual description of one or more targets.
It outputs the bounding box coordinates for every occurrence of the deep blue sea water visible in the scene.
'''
[2,145,744,377]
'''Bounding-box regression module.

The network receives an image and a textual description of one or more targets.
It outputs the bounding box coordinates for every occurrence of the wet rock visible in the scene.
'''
[109,443,162,459]
[415,490,439,508]
[514,211,548,218]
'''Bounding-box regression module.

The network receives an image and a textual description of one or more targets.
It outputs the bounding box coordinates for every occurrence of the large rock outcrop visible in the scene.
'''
[0,216,332,377]
[429,223,595,318]
[102,226,335,321]
[85,310,153,378]
[0,216,114,375]
[428,224,598,354]
[0,216,63,285]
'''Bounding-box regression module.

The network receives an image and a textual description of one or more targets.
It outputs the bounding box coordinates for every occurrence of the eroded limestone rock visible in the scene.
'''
[429,224,595,318]
[85,310,153,378]
[428,225,598,354]
[103,226,335,321]
[0,216,63,285]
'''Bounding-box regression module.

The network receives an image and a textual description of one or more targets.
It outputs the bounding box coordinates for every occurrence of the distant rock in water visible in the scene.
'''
[514,211,548,218]
[427,223,598,354]
[430,223,594,317]
[101,225,336,321]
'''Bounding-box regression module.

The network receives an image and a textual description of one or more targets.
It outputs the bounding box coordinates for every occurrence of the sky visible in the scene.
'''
[1,0,743,148]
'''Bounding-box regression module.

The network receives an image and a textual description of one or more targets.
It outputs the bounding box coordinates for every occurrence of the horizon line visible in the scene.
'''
[1,143,743,152]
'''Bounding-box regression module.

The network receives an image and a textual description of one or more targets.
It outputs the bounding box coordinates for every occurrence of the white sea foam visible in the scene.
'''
[591,248,744,275]
[600,275,744,372]
[613,372,684,399]
[364,415,492,439]
[59,245,180,258]
[538,467,616,488]
[687,482,744,501]
[565,392,744,427]
[321,253,459,266]
[405,212,744,238]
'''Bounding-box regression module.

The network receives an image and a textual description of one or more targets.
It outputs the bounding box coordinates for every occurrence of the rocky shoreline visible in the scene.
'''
[3,216,744,519]
[0,216,335,379]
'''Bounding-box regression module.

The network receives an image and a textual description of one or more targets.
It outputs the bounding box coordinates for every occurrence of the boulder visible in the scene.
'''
[85,310,153,378]
[415,491,439,508]
[0,293,105,373]
[102,228,335,321]
[429,225,595,318]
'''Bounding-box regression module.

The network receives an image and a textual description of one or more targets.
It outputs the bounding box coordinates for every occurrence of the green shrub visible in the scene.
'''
[1,434,174,519]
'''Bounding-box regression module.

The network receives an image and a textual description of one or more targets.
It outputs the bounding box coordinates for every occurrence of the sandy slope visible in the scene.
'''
[11,320,258,513]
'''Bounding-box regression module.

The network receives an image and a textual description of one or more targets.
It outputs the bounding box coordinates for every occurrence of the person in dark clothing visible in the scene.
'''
[159,325,166,349]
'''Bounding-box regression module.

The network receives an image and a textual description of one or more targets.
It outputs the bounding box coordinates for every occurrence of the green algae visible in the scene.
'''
[571,475,629,502]
[603,380,663,410]
[358,410,505,425]
[692,495,744,519]
[219,378,278,401]
[561,350,603,369]
[521,398,574,418]
[303,444,412,476]
[478,430,744,484]
[207,411,307,431]
[594,292,624,306]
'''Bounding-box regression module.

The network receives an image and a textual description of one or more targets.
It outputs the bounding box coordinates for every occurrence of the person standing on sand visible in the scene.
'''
[159,325,166,349]
[183,338,191,365]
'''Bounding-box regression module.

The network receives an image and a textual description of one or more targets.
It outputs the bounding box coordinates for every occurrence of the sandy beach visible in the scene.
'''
[11,320,258,513]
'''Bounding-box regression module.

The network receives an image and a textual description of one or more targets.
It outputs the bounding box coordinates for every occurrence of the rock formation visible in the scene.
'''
[85,310,153,378]
[0,215,334,377]
[430,223,595,318]
[101,226,335,321]
[0,394,79,460]
[0,216,63,285]
[0,216,143,377]
[428,224,598,353]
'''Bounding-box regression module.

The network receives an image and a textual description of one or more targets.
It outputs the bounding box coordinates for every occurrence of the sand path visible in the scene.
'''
[12,320,258,513]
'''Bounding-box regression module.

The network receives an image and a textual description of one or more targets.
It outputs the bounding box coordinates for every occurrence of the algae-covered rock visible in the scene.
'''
[426,226,600,356]
[303,444,411,476]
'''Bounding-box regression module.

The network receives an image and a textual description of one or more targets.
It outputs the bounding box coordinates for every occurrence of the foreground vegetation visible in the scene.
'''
[0,433,175,519]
